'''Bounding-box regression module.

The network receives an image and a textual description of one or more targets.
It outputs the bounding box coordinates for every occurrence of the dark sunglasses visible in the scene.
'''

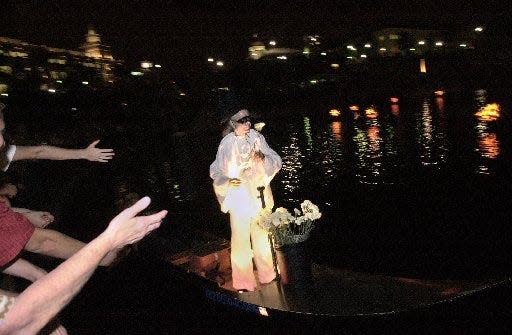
[236,116,252,124]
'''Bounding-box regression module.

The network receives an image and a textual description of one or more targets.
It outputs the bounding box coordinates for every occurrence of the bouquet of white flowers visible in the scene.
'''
[260,200,322,247]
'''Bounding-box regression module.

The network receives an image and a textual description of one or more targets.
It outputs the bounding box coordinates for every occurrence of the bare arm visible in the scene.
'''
[2,259,47,283]
[12,140,114,163]
[0,197,166,334]
[11,209,54,228]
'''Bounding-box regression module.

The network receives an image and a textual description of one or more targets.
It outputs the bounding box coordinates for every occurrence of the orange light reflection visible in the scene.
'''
[331,121,342,142]
[475,103,501,122]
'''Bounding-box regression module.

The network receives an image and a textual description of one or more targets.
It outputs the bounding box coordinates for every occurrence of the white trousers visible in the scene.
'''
[229,211,276,291]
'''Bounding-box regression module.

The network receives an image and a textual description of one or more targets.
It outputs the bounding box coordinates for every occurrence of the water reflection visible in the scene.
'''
[391,103,400,116]
[417,98,447,166]
[353,118,383,185]
[279,130,304,203]
[472,90,501,174]
[330,121,342,142]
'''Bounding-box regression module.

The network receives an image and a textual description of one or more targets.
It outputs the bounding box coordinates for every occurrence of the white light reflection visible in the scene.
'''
[162,161,183,200]
[279,131,304,203]
[353,118,384,185]
[316,122,344,186]
[303,117,313,152]
[417,99,447,166]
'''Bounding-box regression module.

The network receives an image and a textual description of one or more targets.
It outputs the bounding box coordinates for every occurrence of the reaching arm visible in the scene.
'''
[11,209,54,228]
[12,140,114,163]
[0,197,166,335]
[2,259,47,283]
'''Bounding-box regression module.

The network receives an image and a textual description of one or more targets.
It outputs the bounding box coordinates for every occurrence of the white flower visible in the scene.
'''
[258,200,322,246]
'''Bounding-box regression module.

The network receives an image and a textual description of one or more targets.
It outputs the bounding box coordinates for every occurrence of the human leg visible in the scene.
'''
[229,212,257,291]
[250,221,276,284]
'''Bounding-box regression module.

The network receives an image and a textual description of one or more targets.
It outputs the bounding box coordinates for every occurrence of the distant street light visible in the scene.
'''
[474,26,484,32]
[216,61,224,67]
[207,58,214,62]
[269,40,276,46]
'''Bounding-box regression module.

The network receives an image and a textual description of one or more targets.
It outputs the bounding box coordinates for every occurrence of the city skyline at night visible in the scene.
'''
[1,0,507,71]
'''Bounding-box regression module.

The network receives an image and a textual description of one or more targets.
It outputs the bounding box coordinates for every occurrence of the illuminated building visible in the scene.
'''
[247,34,303,60]
[0,27,122,94]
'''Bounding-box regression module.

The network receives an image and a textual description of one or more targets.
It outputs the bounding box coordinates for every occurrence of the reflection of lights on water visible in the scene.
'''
[331,121,342,142]
[477,133,500,159]
[391,104,400,116]
[474,89,487,106]
[419,58,427,73]
[435,97,445,113]
[365,106,378,119]
[417,99,447,165]
[329,109,341,117]
[280,132,304,202]
[367,125,381,153]
[303,117,313,152]
[475,120,500,174]
[475,103,500,122]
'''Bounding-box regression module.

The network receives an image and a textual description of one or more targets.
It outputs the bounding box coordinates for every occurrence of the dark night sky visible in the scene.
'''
[0,0,508,71]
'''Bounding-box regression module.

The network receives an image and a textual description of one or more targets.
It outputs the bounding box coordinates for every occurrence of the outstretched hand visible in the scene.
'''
[102,196,167,250]
[84,140,115,162]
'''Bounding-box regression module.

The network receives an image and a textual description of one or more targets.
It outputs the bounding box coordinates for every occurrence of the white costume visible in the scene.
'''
[210,129,282,291]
